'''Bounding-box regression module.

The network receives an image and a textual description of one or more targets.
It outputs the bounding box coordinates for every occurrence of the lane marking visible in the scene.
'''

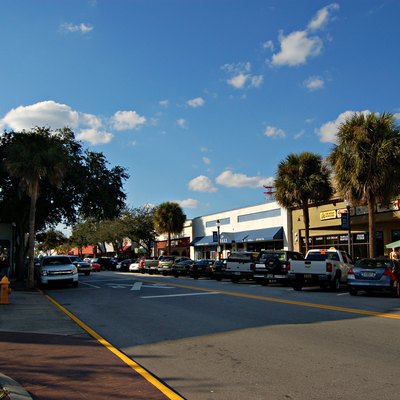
[79,281,101,288]
[141,292,220,299]
[131,282,142,291]
[44,294,185,400]
[137,279,400,320]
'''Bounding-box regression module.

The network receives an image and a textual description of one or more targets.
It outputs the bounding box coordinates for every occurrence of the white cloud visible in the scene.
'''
[223,62,263,90]
[176,198,199,209]
[76,128,113,145]
[0,100,139,146]
[61,23,93,34]
[264,125,286,139]
[202,157,211,165]
[176,118,187,128]
[188,175,217,192]
[272,30,323,66]
[394,113,400,120]
[263,40,274,51]
[216,170,274,188]
[317,110,371,143]
[308,3,340,31]
[294,129,305,140]
[187,97,205,108]
[159,100,169,107]
[111,110,146,131]
[304,76,325,91]
[270,4,339,67]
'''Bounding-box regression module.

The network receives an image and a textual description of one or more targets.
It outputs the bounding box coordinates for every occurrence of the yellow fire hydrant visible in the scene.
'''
[0,276,11,305]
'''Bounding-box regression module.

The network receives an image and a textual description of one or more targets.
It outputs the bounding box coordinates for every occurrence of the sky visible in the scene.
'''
[1,0,400,221]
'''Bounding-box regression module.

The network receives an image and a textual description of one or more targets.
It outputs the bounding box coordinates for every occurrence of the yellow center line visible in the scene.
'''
[44,293,185,400]
[139,279,400,320]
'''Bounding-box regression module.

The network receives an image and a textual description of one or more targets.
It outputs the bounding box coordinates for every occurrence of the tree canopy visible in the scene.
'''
[328,112,400,257]
[274,152,333,253]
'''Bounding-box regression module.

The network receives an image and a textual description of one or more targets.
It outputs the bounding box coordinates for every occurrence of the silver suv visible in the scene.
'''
[35,256,79,288]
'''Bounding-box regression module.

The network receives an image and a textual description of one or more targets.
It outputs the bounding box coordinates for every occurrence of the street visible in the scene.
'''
[46,271,400,400]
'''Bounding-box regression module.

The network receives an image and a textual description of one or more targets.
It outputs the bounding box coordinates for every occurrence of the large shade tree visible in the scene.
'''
[328,112,400,257]
[274,152,333,253]
[153,202,186,256]
[5,127,68,288]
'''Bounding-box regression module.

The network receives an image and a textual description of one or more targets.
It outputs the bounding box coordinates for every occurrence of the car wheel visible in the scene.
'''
[193,275,199,279]
[72,281,78,288]
[173,273,179,278]
[231,277,240,283]
[319,282,328,290]
[292,283,302,291]
[349,287,358,296]
[261,279,269,286]
[85,271,90,276]
[330,275,340,291]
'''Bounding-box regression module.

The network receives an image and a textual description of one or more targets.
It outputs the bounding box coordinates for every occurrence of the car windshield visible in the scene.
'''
[69,256,83,262]
[306,251,339,261]
[42,257,72,266]
[356,259,392,269]
[258,252,285,263]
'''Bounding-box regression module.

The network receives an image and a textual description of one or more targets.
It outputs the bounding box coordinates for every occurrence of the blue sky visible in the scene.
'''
[1,0,399,220]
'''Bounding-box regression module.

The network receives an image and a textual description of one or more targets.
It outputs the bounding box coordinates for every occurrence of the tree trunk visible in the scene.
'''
[27,180,39,289]
[303,203,310,254]
[168,231,171,255]
[368,194,376,258]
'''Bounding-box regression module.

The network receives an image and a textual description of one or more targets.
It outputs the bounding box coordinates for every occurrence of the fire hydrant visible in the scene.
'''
[0,276,11,305]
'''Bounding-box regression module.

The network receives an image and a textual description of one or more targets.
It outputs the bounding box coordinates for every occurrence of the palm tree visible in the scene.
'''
[153,202,186,255]
[275,152,333,253]
[5,127,68,288]
[328,112,400,257]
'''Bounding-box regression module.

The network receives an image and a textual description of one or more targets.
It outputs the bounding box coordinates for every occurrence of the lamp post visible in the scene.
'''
[216,219,221,261]
[345,199,352,255]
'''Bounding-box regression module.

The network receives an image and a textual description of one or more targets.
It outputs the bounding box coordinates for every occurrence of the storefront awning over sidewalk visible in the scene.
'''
[240,227,283,242]
[385,239,400,249]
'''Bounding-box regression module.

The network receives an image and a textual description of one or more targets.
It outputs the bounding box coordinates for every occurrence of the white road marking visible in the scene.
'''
[79,281,101,288]
[141,292,220,299]
[131,282,142,290]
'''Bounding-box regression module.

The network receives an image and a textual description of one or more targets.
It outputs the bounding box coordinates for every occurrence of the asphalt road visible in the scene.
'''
[46,271,400,400]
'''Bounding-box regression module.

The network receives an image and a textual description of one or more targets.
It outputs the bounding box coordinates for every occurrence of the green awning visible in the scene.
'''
[385,240,400,249]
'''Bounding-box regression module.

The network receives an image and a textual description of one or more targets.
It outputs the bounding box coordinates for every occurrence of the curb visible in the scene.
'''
[0,373,32,400]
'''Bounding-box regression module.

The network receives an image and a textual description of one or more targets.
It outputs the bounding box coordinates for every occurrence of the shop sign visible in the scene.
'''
[320,210,337,220]
[355,206,368,215]
[377,201,399,212]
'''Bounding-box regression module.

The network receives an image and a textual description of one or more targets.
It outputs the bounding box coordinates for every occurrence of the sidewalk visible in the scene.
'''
[0,285,178,400]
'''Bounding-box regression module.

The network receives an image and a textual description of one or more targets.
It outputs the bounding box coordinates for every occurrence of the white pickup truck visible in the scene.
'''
[288,248,354,291]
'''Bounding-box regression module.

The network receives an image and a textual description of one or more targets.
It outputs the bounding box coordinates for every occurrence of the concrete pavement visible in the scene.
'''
[0,284,182,400]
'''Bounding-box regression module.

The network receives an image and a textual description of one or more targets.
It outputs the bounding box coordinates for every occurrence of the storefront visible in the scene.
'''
[292,199,400,258]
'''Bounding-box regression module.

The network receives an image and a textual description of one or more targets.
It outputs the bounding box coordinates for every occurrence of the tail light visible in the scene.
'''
[347,267,354,276]
[158,261,161,266]
[326,262,333,273]
[286,261,291,272]
[384,269,395,279]
[250,263,256,271]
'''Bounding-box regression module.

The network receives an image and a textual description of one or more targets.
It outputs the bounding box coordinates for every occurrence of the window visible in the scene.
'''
[237,209,281,223]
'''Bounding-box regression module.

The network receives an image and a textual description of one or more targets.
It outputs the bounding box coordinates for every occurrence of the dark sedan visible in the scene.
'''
[171,259,194,277]
[347,258,400,296]
[189,259,215,279]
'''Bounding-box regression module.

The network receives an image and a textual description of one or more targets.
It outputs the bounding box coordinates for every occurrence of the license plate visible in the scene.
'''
[304,274,312,278]
[234,272,241,275]
[361,272,375,278]
[267,274,274,278]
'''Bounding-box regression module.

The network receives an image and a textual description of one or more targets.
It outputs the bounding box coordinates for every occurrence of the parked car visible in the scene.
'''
[91,257,117,271]
[157,256,191,275]
[171,259,194,277]
[189,259,215,279]
[253,250,304,285]
[35,255,78,288]
[116,258,136,272]
[91,261,101,272]
[140,258,159,274]
[212,259,227,281]
[224,251,259,283]
[288,248,353,291]
[129,260,141,272]
[347,258,400,296]
[68,256,92,276]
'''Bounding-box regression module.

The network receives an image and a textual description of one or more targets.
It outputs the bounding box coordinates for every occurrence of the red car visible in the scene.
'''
[91,261,101,272]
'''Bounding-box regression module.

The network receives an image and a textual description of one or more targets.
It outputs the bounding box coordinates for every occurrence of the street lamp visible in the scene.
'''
[216,219,221,261]
[344,199,352,255]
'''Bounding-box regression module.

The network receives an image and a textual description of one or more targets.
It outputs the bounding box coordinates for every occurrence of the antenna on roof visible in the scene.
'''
[263,185,275,202]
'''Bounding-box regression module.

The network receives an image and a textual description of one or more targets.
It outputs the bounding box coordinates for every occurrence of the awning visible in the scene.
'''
[193,235,215,246]
[241,227,283,242]
[386,240,400,249]
[190,236,205,246]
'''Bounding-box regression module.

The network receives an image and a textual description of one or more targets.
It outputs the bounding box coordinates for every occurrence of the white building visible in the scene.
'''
[190,201,292,260]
